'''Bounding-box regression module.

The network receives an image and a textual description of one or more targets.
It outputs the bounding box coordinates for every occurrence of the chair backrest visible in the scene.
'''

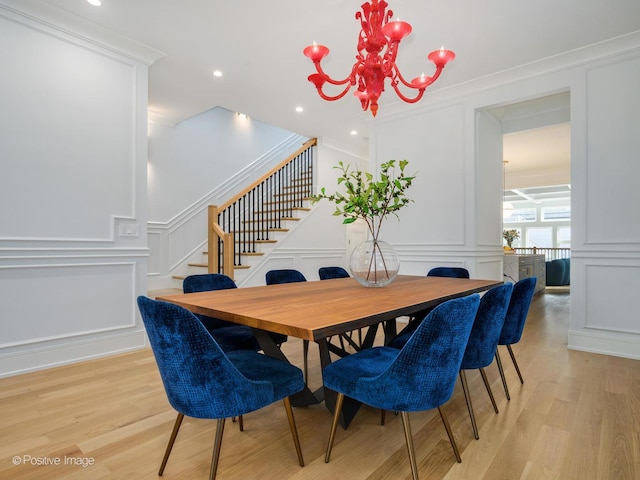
[427,267,470,279]
[183,273,237,293]
[266,269,307,285]
[370,294,480,412]
[499,277,537,345]
[460,283,514,370]
[137,296,273,419]
[183,274,237,330]
[318,267,350,280]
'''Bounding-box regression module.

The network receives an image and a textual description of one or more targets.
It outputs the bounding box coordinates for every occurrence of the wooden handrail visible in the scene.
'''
[209,138,316,279]
[218,138,317,212]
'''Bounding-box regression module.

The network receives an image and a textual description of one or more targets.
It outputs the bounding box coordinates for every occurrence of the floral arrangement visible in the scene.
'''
[503,229,520,248]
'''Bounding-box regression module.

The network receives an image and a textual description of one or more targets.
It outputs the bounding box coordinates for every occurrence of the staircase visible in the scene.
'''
[172,138,316,284]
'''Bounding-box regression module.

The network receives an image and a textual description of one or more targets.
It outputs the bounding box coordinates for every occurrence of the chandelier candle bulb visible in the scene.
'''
[428,47,456,66]
[303,42,330,63]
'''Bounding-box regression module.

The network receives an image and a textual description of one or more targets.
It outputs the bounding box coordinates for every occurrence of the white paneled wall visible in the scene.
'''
[0,2,162,377]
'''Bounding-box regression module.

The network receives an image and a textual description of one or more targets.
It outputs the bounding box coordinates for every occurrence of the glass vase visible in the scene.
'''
[349,239,400,287]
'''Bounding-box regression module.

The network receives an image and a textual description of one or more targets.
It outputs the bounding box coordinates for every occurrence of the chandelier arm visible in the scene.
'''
[315,83,353,102]
[314,62,357,86]
[390,81,426,104]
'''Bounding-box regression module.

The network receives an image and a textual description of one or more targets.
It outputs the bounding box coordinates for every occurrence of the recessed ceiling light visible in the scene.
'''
[87,0,102,6]
[350,130,358,136]
[295,106,304,113]
[212,70,223,78]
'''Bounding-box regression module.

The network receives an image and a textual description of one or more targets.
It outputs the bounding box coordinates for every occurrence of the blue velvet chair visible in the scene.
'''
[183,274,260,352]
[427,267,470,279]
[318,267,361,347]
[265,269,310,383]
[495,277,537,400]
[184,273,287,353]
[458,283,513,439]
[137,296,304,479]
[390,266,472,345]
[318,266,350,280]
[323,294,481,480]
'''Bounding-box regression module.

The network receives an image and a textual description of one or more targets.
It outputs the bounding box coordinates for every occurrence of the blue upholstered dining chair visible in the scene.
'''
[495,277,537,400]
[265,269,310,384]
[390,266,472,346]
[427,266,470,279]
[137,296,305,479]
[458,283,513,440]
[323,294,481,480]
[184,273,287,352]
[183,273,259,352]
[318,266,350,280]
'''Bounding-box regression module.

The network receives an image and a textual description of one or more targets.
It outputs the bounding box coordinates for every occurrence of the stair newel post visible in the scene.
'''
[208,205,219,274]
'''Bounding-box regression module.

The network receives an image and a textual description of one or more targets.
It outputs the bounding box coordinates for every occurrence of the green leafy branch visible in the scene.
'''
[310,159,416,240]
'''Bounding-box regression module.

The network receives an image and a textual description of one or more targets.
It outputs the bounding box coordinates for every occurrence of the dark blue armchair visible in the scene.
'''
[495,277,537,400]
[318,266,350,280]
[323,294,481,479]
[265,269,309,384]
[137,296,304,479]
[184,273,287,354]
[427,266,470,279]
[458,283,513,439]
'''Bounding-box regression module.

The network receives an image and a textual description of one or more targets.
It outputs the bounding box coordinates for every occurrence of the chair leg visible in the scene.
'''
[208,418,225,480]
[507,344,524,384]
[459,371,479,440]
[495,349,511,401]
[159,413,184,476]
[238,414,244,431]
[438,406,462,463]
[303,340,309,386]
[282,397,304,467]
[400,412,419,480]
[380,409,386,425]
[479,368,499,414]
[325,392,345,463]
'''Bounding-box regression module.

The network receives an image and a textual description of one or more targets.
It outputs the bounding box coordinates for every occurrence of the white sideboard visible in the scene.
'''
[503,254,546,293]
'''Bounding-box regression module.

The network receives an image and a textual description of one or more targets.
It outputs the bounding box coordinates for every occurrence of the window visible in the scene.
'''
[526,227,553,248]
[542,206,571,221]
[504,207,536,223]
[557,226,571,248]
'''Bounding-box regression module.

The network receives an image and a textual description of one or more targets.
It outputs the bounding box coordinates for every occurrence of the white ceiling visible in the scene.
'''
[35,0,640,160]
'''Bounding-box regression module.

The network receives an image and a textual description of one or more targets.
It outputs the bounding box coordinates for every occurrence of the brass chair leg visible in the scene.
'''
[507,344,524,384]
[325,392,345,463]
[400,412,419,480]
[438,406,462,463]
[459,370,479,440]
[283,397,304,467]
[303,340,309,386]
[208,418,225,480]
[159,413,184,476]
[495,349,511,400]
[479,368,499,414]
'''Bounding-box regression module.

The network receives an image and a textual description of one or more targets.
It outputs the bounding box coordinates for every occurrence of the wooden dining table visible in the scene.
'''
[157,274,501,427]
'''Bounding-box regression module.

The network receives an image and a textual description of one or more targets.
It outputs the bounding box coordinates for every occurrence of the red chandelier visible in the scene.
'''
[303,0,455,117]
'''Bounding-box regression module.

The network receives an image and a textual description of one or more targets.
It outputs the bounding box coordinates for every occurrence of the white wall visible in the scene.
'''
[370,31,640,359]
[0,1,162,377]
[148,107,295,221]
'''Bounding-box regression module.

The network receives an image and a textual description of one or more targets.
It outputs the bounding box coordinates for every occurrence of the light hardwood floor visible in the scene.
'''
[1,290,639,479]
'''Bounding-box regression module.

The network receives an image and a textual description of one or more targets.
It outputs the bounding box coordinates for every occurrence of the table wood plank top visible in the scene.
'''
[157,275,501,342]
